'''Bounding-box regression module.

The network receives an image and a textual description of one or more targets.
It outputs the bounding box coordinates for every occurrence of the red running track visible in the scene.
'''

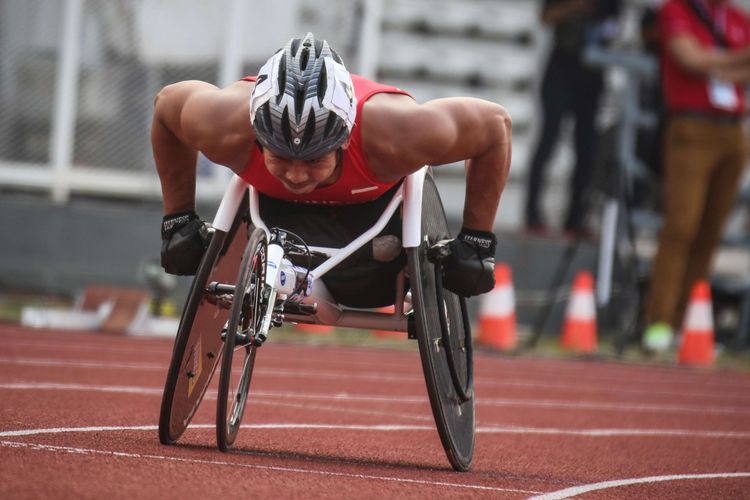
[1,323,749,499]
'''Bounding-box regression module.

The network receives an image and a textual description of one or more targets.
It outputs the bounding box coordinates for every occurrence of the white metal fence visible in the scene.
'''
[0,0,381,203]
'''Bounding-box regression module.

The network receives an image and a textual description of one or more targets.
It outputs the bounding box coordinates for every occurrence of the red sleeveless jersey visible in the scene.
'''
[238,74,411,204]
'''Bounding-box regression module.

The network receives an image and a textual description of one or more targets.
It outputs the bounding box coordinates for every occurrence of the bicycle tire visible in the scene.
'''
[216,227,267,451]
[407,174,475,471]
[158,202,249,445]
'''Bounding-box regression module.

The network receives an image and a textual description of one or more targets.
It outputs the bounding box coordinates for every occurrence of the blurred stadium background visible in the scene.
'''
[0,0,748,346]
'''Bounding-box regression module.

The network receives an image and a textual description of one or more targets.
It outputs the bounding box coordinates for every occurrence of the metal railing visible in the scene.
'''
[0,0,382,204]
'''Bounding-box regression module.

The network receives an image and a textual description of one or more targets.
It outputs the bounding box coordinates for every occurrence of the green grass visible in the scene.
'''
[2,291,747,371]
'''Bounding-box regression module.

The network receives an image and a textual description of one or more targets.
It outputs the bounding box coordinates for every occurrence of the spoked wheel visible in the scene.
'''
[407,174,475,472]
[158,193,249,445]
[217,227,268,451]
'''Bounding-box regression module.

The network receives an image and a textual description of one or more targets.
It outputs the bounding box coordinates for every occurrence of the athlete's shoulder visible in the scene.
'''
[351,74,411,99]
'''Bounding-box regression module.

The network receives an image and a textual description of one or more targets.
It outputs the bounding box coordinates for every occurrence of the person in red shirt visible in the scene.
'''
[643,0,750,351]
[152,33,512,302]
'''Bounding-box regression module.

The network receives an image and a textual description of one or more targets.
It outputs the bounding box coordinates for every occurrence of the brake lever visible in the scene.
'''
[427,239,453,264]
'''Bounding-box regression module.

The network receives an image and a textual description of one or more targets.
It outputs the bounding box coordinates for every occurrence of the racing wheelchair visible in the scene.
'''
[158,167,476,471]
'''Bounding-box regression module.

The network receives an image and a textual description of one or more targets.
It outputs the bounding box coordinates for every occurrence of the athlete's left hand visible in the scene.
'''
[429,228,497,297]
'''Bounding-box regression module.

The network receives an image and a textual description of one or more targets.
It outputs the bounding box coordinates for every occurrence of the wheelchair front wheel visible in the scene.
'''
[159,196,249,445]
[216,227,267,451]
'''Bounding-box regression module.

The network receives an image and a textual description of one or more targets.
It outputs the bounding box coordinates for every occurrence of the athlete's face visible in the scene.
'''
[263,149,339,195]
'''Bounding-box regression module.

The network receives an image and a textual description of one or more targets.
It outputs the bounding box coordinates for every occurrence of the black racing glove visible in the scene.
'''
[160,211,210,275]
[429,228,497,297]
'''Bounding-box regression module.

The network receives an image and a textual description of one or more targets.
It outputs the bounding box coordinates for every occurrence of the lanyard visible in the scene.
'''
[689,0,729,47]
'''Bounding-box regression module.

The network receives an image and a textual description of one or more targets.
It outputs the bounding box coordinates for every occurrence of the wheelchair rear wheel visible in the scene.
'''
[407,174,475,471]
[158,198,249,445]
[217,227,267,451]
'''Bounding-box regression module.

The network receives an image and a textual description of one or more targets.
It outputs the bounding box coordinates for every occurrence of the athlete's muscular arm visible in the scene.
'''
[365,95,512,232]
[151,80,254,214]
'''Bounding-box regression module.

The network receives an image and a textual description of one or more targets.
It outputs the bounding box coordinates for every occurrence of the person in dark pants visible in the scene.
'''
[525,0,620,238]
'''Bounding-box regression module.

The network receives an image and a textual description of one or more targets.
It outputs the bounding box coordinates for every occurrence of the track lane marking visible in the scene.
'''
[1,339,417,371]
[529,473,750,499]
[3,357,750,401]
[3,382,750,418]
[0,383,432,422]
[476,425,750,438]
[2,422,749,440]
[6,331,750,387]
[4,330,749,391]
[0,437,539,494]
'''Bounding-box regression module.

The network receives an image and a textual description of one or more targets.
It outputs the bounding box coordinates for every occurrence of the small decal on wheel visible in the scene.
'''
[186,338,203,398]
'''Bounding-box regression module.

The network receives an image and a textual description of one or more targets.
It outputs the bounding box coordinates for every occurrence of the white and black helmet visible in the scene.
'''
[249,33,357,160]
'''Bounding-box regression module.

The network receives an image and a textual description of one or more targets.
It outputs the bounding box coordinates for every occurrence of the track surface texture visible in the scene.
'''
[2,323,749,499]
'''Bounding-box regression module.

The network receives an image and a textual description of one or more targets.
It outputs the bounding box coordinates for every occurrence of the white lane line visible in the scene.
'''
[484,360,750,391]
[477,426,750,439]
[475,377,750,402]
[2,422,749,440]
[5,355,749,402]
[251,398,432,422]
[528,473,750,499]
[2,340,170,356]
[8,335,748,393]
[0,357,418,383]
[3,383,750,420]
[2,339,414,371]
[0,383,431,422]
[480,397,750,416]
[4,332,748,391]
[0,357,165,371]
[0,424,179,437]
[0,438,538,494]
[0,424,433,438]
[0,382,163,395]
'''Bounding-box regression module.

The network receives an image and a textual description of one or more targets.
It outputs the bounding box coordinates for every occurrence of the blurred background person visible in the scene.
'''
[643,0,750,352]
[633,2,666,211]
[524,0,621,239]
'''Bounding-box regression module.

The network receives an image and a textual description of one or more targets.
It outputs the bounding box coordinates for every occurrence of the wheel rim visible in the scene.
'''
[159,203,250,445]
[408,175,475,471]
[217,228,267,450]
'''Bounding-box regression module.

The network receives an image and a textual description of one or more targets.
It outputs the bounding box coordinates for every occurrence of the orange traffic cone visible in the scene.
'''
[372,305,406,339]
[678,280,715,366]
[478,264,517,351]
[560,271,597,353]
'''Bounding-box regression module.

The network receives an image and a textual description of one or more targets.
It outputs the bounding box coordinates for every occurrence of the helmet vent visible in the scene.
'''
[299,46,310,71]
[330,48,343,64]
[262,104,273,133]
[277,56,287,105]
[302,108,316,146]
[281,108,293,146]
[314,39,324,58]
[317,63,327,105]
[323,111,336,137]
[295,86,305,120]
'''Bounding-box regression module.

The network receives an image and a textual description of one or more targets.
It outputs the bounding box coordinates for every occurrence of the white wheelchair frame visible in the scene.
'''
[161,164,476,471]
[210,166,430,335]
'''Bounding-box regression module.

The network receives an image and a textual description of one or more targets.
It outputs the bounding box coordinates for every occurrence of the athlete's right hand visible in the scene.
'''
[160,211,210,275]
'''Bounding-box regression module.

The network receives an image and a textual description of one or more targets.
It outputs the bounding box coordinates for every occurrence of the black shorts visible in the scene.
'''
[258,185,406,309]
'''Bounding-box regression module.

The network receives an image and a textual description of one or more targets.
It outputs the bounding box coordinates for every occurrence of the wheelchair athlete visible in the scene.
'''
[153,33,512,299]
